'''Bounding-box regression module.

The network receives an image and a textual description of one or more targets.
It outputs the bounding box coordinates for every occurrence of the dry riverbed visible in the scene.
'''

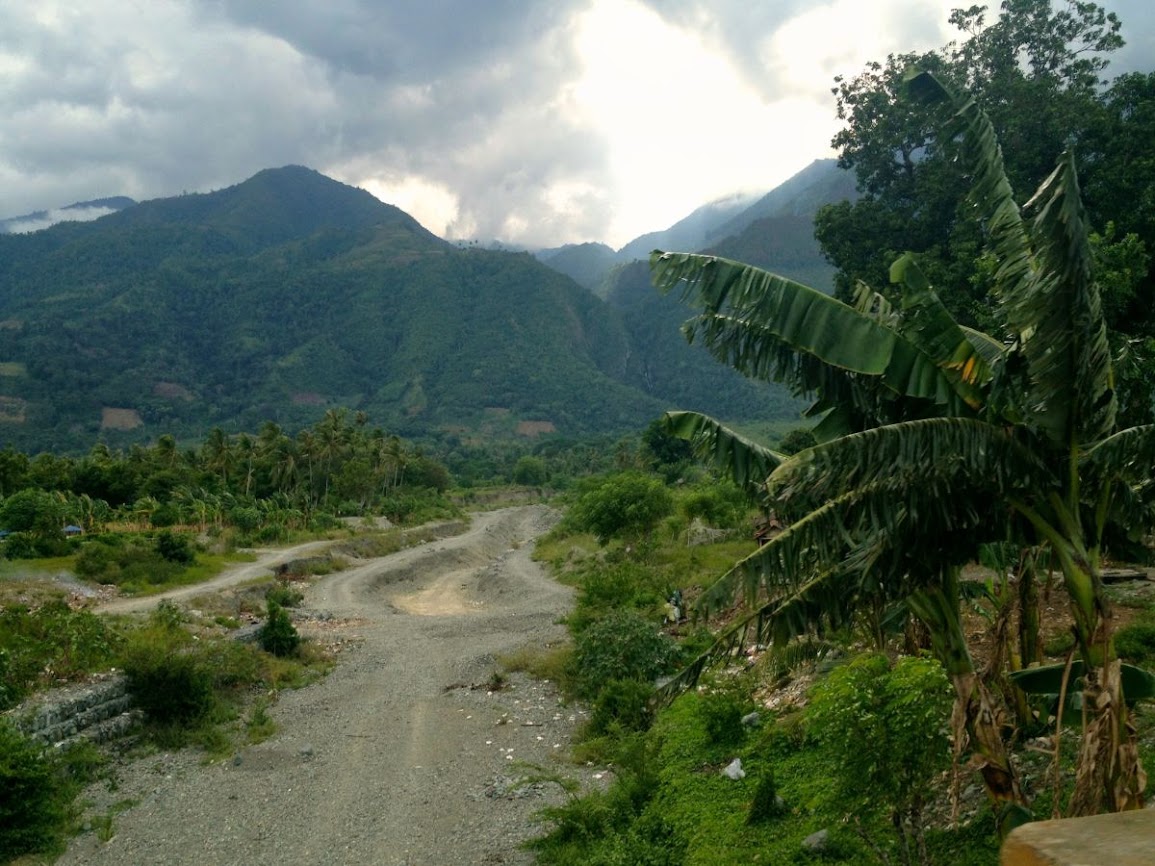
[57,505,602,866]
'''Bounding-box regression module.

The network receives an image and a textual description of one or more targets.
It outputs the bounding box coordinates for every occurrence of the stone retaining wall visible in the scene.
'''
[6,674,138,747]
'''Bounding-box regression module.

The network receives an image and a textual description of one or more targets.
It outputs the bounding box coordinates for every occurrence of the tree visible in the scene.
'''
[807,654,953,866]
[818,1,1125,322]
[512,455,547,486]
[651,70,1154,817]
[567,472,673,545]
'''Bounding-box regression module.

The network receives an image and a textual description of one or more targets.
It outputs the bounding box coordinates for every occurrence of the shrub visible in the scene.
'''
[698,690,746,748]
[120,626,215,725]
[0,721,66,860]
[1115,622,1155,664]
[567,473,674,545]
[0,602,119,709]
[266,581,304,608]
[155,530,196,564]
[587,679,656,738]
[746,769,787,825]
[806,653,952,863]
[259,600,301,657]
[2,531,39,560]
[571,611,678,700]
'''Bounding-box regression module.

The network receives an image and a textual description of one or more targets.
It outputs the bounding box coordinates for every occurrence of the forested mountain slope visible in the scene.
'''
[0,167,798,452]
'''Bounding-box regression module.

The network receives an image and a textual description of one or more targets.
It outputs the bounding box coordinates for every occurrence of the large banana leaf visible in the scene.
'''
[768,417,1051,509]
[1010,661,1155,705]
[890,253,993,409]
[651,251,974,413]
[661,411,784,502]
[907,69,1116,450]
[905,69,1033,312]
[1017,153,1117,447]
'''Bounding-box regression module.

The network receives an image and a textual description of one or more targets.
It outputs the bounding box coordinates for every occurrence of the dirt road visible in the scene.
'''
[59,505,590,866]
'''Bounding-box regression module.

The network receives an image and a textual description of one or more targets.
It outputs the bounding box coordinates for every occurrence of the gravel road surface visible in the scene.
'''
[58,506,594,866]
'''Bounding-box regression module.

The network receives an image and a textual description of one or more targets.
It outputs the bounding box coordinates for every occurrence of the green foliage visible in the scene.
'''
[567,472,674,544]
[73,537,185,591]
[0,601,119,709]
[0,720,68,860]
[154,529,196,564]
[698,690,747,748]
[746,769,786,825]
[512,455,548,486]
[587,679,656,738]
[777,427,817,455]
[259,599,301,657]
[806,653,952,862]
[266,580,304,608]
[678,480,748,530]
[1115,622,1155,664]
[571,610,678,700]
[120,624,216,726]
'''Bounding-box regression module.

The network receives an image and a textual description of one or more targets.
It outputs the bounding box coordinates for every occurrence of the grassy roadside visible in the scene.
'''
[514,479,1155,866]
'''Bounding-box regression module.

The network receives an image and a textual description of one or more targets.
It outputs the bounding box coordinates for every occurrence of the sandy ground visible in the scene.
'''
[57,506,598,866]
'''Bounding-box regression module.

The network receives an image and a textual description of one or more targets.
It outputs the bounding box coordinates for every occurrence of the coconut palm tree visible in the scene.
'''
[652,70,1154,816]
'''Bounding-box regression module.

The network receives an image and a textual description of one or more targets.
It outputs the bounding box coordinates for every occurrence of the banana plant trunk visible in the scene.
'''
[909,571,1026,814]
[1061,558,1146,814]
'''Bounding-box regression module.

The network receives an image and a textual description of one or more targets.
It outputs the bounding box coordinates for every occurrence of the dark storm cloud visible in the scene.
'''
[0,0,610,244]
[1,1,1151,247]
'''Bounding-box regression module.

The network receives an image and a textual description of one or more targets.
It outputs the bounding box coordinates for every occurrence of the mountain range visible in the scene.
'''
[0,161,853,452]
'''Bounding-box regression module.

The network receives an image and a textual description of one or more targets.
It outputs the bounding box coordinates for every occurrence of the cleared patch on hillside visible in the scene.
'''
[291,392,326,406]
[0,319,23,330]
[517,420,556,437]
[0,396,27,422]
[101,407,143,430]
[153,381,194,400]
[0,362,27,377]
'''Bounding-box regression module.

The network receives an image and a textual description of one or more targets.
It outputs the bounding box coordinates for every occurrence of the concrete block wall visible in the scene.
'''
[7,674,138,747]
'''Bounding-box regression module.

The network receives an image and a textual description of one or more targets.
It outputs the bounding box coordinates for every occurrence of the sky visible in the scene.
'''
[2,0,1152,249]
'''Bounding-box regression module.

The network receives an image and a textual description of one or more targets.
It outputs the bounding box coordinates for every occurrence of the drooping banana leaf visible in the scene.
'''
[651,251,971,413]
[661,411,784,504]
[907,69,1117,450]
[1010,661,1155,705]
[890,253,992,409]
[767,417,1052,509]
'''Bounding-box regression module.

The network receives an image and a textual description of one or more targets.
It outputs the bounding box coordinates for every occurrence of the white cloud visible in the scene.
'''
[0,0,1150,248]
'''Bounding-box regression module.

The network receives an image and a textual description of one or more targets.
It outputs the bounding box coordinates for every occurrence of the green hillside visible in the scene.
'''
[0,167,797,451]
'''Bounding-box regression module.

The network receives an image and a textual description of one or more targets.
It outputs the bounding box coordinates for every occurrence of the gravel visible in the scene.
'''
[58,505,603,866]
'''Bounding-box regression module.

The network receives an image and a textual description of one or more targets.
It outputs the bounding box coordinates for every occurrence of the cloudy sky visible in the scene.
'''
[2,1,1151,249]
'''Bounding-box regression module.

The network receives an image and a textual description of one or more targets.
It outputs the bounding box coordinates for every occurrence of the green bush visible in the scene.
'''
[266,581,304,608]
[1115,622,1155,663]
[698,691,746,748]
[258,600,301,657]
[587,679,656,738]
[155,530,196,564]
[0,720,67,860]
[2,531,40,560]
[746,769,786,825]
[120,626,216,725]
[571,611,678,700]
[0,602,119,709]
[806,653,953,863]
[567,473,674,545]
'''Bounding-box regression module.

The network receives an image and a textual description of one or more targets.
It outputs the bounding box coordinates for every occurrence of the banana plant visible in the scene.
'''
[651,69,1154,816]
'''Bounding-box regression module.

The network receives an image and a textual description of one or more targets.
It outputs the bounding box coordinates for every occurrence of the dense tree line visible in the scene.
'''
[0,409,454,549]
[815,0,1155,423]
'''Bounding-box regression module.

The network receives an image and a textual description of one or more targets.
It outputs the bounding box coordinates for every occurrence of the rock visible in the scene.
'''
[299,744,315,759]
[721,758,745,780]
[741,711,761,728]
[802,829,829,852]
